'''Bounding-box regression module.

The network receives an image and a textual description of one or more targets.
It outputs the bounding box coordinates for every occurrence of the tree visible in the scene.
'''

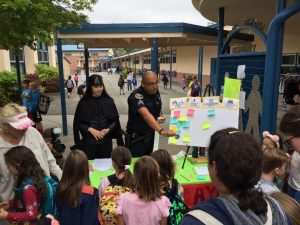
[0,0,97,99]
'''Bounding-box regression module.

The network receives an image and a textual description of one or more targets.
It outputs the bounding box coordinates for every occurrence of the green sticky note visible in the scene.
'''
[202,122,211,130]
[182,135,191,143]
[179,115,187,122]
[182,121,190,128]
[176,121,183,128]
[208,109,216,116]
[223,77,241,99]
[170,117,178,124]
[169,137,177,144]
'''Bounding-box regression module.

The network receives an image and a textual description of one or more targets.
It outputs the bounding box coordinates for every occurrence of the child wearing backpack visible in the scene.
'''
[116,156,171,225]
[0,146,52,225]
[99,147,134,224]
[132,76,137,90]
[151,149,187,225]
[118,75,125,95]
[256,131,289,193]
[56,150,100,225]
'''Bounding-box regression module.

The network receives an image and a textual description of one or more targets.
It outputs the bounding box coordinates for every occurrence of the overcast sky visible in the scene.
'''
[84,0,211,26]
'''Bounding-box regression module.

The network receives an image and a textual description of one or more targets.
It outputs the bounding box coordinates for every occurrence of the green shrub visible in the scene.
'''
[0,71,19,106]
[35,64,58,83]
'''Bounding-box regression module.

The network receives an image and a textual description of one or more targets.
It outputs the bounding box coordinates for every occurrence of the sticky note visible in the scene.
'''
[173,110,180,118]
[208,109,216,116]
[182,121,190,128]
[182,135,191,143]
[176,129,181,137]
[179,115,187,122]
[202,122,211,130]
[170,117,178,124]
[176,121,183,128]
[197,175,206,181]
[187,108,195,116]
[169,137,177,144]
[170,125,177,133]
[223,77,241,99]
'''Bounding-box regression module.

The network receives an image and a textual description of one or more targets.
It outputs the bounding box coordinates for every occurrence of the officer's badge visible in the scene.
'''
[135,93,143,100]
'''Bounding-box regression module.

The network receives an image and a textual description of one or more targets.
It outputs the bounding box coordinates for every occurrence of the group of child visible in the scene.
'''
[118,74,137,95]
[1,109,300,225]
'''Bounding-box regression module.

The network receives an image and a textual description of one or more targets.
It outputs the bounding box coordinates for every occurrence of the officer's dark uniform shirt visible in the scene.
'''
[127,86,162,134]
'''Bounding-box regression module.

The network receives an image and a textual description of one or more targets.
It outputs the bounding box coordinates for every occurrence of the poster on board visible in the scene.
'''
[168,96,239,147]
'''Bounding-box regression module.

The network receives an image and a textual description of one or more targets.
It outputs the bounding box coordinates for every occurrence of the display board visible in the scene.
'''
[168,96,239,147]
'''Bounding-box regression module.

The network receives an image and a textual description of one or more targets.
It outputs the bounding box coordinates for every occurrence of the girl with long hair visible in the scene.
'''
[116,156,171,225]
[56,150,100,225]
[0,146,48,225]
[73,74,123,160]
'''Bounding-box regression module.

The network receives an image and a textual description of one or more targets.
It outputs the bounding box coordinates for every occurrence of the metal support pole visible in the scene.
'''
[216,7,224,95]
[15,53,22,101]
[84,47,89,82]
[169,47,173,90]
[57,38,68,135]
[151,38,158,74]
[198,46,203,96]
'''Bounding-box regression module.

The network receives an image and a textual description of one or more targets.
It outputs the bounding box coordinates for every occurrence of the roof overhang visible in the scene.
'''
[57,23,254,48]
[192,0,300,35]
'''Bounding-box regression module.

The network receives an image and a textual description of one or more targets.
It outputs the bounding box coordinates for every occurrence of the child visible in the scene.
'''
[65,76,74,99]
[132,76,137,89]
[21,79,32,111]
[99,146,134,198]
[0,146,48,225]
[280,109,300,204]
[257,131,289,193]
[116,156,171,225]
[29,82,43,134]
[181,75,187,91]
[118,75,125,95]
[56,150,100,225]
[162,74,169,89]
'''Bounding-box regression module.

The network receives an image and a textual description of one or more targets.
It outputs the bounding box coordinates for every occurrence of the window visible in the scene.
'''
[91,52,98,56]
[158,49,176,64]
[37,41,49,65]
[10,49,26,74]
[282,54,296,66]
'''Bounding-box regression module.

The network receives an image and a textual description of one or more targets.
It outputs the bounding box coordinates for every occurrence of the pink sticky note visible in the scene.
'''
[187,108,195,116]
[173,110,180,118]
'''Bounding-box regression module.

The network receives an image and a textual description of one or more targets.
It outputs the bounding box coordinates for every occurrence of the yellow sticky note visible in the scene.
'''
[170,125,177,133]
[223,77,241,99]
[202,122,211,130]
[179,115,187,122]
[169,137,177,144]
[182,135,191,143]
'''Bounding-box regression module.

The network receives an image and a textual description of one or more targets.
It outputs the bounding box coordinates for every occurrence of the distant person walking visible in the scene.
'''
[162,74,168,89]
[126,70,133,92]
[118,75,125,95]
[65,75,74,99]
[132,76,138,90]
[181,74,187,91]
[74,73,79,87]
[77,82,86,100]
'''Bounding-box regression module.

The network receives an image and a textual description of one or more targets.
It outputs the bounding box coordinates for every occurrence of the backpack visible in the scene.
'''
[66,79,74,88]
[100,185,131,225]
[164,179,189,225]
[15,176,58,218]
[132,78,137,86]
[191,82,200,97]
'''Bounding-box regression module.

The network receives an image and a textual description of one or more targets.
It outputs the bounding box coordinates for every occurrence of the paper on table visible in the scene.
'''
[179,115,187,122]
[182,135,191,143]
[182,121,190,128]
[93,158,113,171]
[195,166,209,175]
[169,137,177,144]
[187,108,195,116]
[173,110,180,118]
[170,117,178,124]
[202,122,211,130]
[239,91,246,110]
[208,109,216,116]
[223,77,241,99]
[170,125,177,132]
[237,65,246,79]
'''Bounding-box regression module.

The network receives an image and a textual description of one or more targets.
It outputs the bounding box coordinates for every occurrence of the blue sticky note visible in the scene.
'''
[197,175,206,180]
[176,121,183,128]
[176,129,181,137]
[170,117,178,124]
[208,109,216,116]
[182,121,190,128]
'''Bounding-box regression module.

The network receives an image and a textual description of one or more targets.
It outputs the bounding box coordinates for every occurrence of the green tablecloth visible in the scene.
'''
[90,156,211,188]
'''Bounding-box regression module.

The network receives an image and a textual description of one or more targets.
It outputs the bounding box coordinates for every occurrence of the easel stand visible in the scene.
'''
[182,146,191,169]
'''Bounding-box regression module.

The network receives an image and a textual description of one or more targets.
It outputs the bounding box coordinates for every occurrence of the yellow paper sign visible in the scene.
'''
[169,137,177,144]
[223,77,241,99]
[182,135,191,143]
[179,115,187,122]
[202,122,211,130]
[170,125,177,133]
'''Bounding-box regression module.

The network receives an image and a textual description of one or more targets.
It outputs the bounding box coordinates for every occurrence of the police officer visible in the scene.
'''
[126,71,176,157]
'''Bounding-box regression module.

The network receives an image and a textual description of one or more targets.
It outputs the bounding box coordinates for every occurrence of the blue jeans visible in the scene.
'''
[288,185,300,204]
